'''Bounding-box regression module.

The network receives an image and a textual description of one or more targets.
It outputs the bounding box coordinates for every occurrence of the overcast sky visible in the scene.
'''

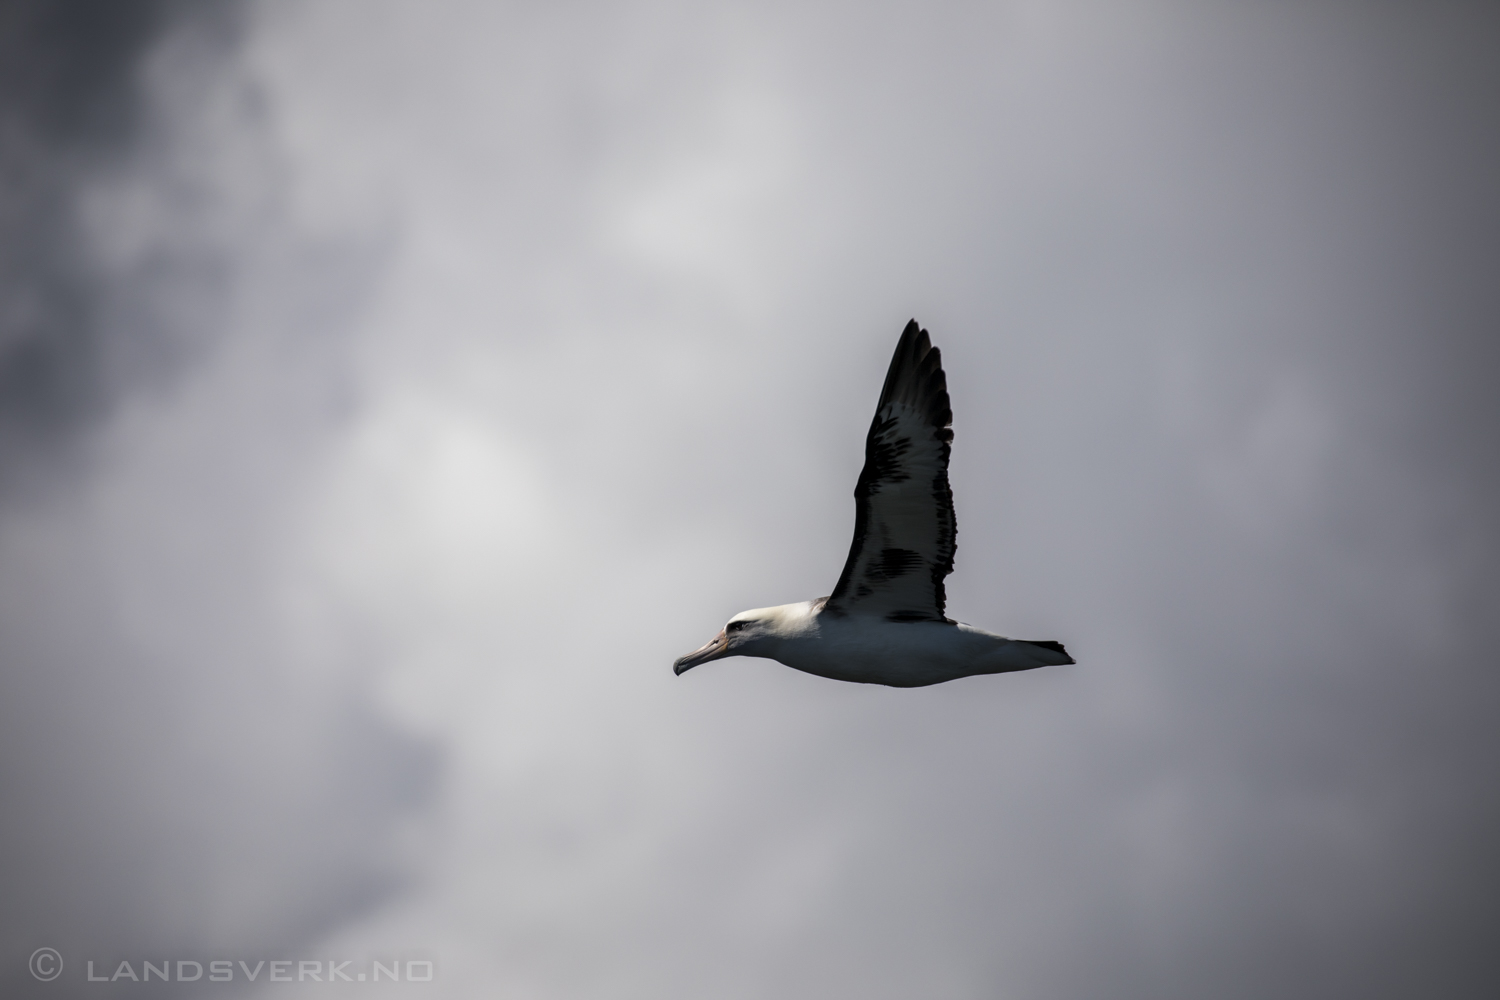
[3,1,1498,997]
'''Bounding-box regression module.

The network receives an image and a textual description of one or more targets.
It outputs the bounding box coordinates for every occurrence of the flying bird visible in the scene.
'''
[674,320,1074,687]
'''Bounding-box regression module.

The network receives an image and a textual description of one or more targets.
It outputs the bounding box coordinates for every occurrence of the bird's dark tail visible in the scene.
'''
[1024,640,1075,665]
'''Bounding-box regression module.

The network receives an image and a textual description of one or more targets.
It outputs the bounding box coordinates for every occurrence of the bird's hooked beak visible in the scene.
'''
[673,628,729,675]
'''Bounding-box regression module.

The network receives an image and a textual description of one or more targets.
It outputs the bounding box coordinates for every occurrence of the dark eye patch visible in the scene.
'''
[727,620,747,631]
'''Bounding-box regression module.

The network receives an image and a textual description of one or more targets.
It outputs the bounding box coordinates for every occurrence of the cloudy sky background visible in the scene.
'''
[3,1,1498,997]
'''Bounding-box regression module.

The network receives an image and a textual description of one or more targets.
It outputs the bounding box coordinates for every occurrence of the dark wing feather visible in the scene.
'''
[825,320,956,622]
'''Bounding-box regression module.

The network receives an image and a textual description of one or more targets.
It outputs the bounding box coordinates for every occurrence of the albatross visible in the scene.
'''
[673,320,1075,687]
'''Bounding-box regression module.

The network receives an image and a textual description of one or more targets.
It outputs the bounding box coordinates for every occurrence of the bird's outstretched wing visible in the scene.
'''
[825,321,956,622]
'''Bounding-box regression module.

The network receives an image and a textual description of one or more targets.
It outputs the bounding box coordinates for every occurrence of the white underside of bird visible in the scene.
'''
[674,600,1073,688]
[673,320,1074,687]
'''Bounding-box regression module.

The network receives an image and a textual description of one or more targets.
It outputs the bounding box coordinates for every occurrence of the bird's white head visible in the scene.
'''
[673,605,792,675]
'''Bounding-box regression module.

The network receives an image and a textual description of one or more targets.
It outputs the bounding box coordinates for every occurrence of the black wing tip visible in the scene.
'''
[879,320,951,431]
[1026,640,1075,664]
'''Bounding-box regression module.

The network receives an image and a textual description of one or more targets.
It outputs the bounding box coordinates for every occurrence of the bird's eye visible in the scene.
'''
[727,620,746,632]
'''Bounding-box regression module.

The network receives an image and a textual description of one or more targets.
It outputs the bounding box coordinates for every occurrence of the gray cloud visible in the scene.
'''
[2,1,1498,998]
[0,0,237,484]
[0,4,436,996]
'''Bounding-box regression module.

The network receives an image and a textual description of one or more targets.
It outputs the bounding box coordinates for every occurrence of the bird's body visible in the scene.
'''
[692,600,1071,687]
[674,321,1073,687]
